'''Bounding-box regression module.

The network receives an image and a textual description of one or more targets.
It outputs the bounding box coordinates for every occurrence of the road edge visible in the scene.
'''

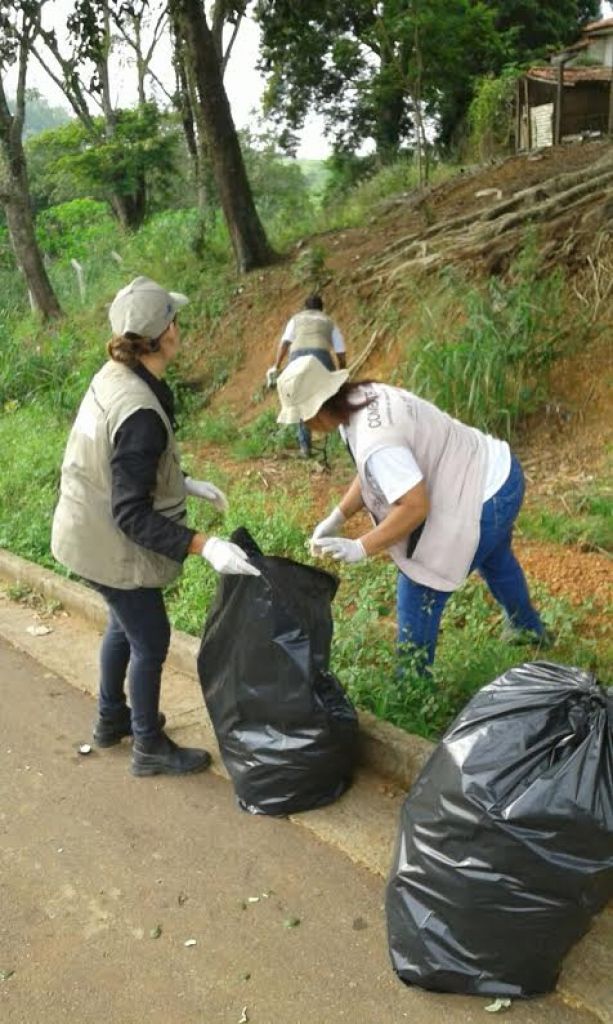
[0,548,433,789]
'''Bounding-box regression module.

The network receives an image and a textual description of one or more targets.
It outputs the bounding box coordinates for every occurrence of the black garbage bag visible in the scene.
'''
[197,528,358,816]
[386,661,613,998]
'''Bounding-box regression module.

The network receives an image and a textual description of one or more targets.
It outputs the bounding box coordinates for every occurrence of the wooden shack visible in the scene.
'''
[517,18,613,151]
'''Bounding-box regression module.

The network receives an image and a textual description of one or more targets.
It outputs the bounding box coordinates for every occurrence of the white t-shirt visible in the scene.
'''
[282,316,346,353]
[344,437,511,506]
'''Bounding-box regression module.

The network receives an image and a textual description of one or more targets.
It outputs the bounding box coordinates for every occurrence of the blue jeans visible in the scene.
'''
[397,456,544,669]
[89,583,171,742]
[289,347,335,453]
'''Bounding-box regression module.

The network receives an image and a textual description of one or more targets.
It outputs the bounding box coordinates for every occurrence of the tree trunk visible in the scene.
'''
[0,53,61,320]
[171,0,276,272]
[5,192,62,319]
[374,41,405,165]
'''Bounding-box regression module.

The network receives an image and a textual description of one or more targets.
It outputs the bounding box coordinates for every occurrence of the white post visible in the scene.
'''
[71,258,86,302]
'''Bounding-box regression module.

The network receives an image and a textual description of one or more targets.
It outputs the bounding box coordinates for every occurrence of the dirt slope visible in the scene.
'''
[186,142,612,636]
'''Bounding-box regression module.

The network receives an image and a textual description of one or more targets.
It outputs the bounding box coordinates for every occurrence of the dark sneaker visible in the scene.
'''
[93,711,166,748]
[131,733,212,777]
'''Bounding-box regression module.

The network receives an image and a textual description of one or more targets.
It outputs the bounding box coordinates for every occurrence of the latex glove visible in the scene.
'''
[185,477,229,514]
[266,366,278,388]
[202,537,261,576]
[310,505,346,556]
[316,536,367,564]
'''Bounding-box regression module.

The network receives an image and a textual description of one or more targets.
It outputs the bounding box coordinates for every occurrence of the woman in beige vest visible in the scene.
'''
[276,355,547,674]
[52,277,259,777]
[267,293,347,457]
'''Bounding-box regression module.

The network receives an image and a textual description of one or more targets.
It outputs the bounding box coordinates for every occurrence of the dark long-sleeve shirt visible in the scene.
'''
[110,364,195,563]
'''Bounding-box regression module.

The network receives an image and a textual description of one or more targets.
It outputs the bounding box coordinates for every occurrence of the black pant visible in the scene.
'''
[89,583,171,742]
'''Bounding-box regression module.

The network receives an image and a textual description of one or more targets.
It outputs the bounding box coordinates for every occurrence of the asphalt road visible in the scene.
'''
[0,637,601,1024]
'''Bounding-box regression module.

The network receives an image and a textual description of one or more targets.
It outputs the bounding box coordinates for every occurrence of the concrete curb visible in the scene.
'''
[0,548,433,790]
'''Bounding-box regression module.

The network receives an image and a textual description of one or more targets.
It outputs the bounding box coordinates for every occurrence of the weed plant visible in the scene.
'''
[0,404,66,568]
[231,408,297,459]
[323,156,457,231]
[519,483,612,553]
[408,241,577,437]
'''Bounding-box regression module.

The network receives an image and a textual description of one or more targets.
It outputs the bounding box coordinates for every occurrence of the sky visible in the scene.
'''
[7,1,613,160]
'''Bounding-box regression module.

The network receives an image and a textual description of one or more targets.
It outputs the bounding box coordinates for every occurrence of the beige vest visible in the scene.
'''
[289,310,335,354]
[345,384,488,591]
[51,360,187,589]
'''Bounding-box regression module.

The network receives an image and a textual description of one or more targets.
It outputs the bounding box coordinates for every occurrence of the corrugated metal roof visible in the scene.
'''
[527,66,613,85]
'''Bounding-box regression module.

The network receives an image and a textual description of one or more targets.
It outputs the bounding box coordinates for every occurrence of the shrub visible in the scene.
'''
[36,199,118,262]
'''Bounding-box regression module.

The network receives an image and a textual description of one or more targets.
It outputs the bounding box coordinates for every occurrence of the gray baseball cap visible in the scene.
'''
[109,276,189,339]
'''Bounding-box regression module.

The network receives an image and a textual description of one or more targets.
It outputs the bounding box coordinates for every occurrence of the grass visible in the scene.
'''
[323,156,457,231]
[0,404,67,569]
[519,482,612,553]
[405,241,580,438]
[0,393,608,739]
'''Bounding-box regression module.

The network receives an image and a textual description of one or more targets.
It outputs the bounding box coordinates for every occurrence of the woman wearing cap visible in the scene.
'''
[276,355,546,674]
[52,276,259,778]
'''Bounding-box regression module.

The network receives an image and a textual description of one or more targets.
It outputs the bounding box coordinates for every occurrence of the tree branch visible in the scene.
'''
[221,15,243,75]
[144,7,168,65]
[31,32,95,128]
[13,12,30,135]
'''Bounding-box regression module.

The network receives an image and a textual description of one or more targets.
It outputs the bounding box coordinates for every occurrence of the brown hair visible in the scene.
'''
[107,332,162,368]
[319,379,378,424]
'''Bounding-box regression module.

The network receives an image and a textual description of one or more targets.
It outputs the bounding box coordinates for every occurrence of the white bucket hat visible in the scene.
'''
[109,276,189,339]
[276,355,349,424]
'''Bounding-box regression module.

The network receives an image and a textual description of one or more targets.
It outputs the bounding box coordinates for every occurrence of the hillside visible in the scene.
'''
[185,141,612,644]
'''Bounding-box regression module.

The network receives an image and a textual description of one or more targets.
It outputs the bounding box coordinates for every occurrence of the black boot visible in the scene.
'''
[93,710,166,748]
[131,732,211,777]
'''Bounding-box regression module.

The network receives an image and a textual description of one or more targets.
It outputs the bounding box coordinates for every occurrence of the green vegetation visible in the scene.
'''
[26,105,181,223]
[407,241,576,438]
[323,156,456,229]
[468,67,523,161]
[520,481,613,553]
[256,0,599,158]
[0,140,609,741]
[231,409,297,460]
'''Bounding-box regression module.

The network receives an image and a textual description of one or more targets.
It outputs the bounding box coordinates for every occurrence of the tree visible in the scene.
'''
[256,1,405,161]
[487,0,601,59]
[256,0,501,164]
[109,0,171,106]
[256,0,602,159]
[170,0,276,272]
[170,1,248,218]
[27,0,170,228]
[0,1,62,319]
[240,126,315,227]
[26,104,181,218]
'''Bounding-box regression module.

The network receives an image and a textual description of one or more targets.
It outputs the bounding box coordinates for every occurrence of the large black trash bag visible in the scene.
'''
[386,661,613,998]
[197,528,358,816]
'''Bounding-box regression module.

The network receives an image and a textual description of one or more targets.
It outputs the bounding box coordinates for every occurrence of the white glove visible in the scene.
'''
[266,366,278,388]
[316,537,367,563]
[185,477,229,513]
[309,506,346,556]
[202,537,261,576]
